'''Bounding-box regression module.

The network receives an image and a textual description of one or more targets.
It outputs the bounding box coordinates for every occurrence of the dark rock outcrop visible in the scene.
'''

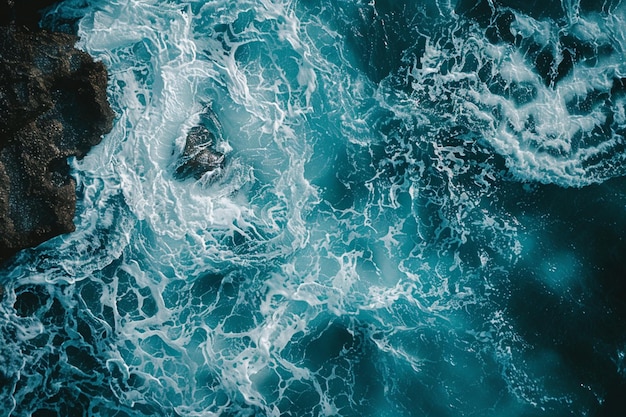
[174,112,224,181]
[0,4,114,263]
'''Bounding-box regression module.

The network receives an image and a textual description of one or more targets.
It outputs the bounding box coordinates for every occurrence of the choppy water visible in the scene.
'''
[2,0,626,415]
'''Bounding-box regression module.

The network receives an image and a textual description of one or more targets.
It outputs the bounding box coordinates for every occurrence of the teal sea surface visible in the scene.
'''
[2,0,626,415]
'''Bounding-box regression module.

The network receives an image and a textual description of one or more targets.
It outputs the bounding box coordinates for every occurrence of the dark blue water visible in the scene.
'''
[2,0,626,415]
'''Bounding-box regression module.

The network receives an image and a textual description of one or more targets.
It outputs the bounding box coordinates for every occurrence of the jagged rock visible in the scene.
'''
[0,25,114,262]
[174,113,224,181]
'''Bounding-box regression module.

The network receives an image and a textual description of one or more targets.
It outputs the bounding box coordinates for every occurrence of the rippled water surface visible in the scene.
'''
[2,0,626,416]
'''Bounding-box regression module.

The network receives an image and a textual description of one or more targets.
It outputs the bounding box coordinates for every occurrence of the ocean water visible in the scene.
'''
[2,0,626,415]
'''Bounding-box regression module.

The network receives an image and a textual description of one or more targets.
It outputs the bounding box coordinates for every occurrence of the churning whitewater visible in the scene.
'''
[2,0,626,416]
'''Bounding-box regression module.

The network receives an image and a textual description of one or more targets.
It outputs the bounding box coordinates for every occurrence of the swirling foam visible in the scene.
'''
[2,1,625,416]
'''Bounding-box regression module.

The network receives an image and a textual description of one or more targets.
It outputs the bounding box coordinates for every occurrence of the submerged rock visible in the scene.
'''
[0,23,114,262]
[1,0,60,30]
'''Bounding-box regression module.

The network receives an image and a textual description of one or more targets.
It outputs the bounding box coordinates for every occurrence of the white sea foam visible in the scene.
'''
[407,9,626,188]
[3,1,623,416]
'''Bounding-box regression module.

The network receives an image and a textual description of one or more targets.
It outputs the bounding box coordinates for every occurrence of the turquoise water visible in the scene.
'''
[2,0,626,415]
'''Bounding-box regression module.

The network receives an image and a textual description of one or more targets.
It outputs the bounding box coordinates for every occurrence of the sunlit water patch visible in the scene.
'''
[2,0,626,416]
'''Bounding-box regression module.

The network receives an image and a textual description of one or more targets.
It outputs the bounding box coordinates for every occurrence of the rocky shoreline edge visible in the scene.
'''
[0,0,114,264]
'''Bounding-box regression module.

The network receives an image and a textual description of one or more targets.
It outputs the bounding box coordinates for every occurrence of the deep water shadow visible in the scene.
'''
[495,176,626,416]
